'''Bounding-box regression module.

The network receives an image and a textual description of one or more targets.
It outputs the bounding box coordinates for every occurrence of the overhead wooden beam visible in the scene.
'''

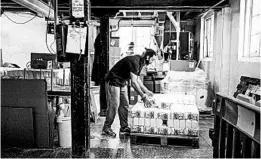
[11,0,54,20]
[1,4,222,12]
[54,7,206,13]
[183,11,191,19]
[90,5,224,10]
[166,12,179,29]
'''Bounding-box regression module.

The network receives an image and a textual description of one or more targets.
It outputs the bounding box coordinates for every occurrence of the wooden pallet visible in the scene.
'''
[130,133,199,148]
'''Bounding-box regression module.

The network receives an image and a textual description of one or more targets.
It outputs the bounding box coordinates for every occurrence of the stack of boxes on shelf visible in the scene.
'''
[128,94,199,137]
[1,68,71,87]
[55,68,71,86]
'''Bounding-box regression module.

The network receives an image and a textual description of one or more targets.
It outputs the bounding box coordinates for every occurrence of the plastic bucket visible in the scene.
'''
[154,77,164,93]
[57,116,71,148]
[144,77,154,92]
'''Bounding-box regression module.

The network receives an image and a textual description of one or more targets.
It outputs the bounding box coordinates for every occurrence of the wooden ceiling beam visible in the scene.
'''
[91,5,223,10]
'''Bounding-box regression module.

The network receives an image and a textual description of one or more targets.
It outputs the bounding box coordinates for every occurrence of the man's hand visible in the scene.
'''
[142,94,153,108]
[143,98,153,108]
[146,91,154,97]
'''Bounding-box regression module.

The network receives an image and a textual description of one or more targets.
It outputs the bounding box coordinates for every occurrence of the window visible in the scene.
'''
[119,27,157,55]
[203,16,214,58]
[239,0,261,61]
[200,12,215,60]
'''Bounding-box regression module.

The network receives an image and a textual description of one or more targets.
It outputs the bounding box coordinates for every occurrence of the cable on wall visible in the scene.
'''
[3,12,37,24]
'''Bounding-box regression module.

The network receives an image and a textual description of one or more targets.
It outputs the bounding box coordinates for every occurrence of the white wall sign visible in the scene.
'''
[72,0,85,18]
[66,25,87,54]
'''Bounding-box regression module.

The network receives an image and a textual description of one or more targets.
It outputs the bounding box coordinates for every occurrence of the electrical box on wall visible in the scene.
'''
[31,53,57,69]
[47,22,54,34]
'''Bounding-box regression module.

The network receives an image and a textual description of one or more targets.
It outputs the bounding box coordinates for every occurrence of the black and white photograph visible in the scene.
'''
[0,0,260,158]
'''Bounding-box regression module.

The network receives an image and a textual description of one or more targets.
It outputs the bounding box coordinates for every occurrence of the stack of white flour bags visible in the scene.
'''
[128,94,199,136]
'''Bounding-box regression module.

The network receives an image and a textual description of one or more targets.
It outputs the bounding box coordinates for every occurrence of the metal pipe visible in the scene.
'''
[53,0,57,55]
[167,11,181,60]
[198,0,227,17]
[11,0,54,20]
[204,0,227,14]
[54,0,58,25]
[176,11,180,60]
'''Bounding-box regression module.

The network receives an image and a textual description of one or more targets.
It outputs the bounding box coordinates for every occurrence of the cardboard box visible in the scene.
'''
[170,60,196,72]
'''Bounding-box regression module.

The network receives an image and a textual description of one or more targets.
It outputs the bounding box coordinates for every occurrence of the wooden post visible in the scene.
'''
[242,135,252,158]
[70,56,84,157]
[99,15,110,116]
[218,119,226,158]
[69,0,91,157]
[225,123,233,158]
[232,129,241,158]
[213,116,220,158]
[70,54,90,158]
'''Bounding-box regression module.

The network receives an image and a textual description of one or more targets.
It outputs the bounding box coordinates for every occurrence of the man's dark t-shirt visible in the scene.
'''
[106,55,145,87]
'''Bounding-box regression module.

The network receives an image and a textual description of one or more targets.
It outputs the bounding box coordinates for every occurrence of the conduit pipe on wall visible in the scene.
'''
[11,0,54,20]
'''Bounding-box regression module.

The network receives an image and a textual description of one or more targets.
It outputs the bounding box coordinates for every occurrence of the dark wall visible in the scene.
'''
[1,79,53,148]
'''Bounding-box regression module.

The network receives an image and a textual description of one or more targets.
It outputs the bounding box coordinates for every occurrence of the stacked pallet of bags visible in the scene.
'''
[160,68,209,111]
[128,94,199,137]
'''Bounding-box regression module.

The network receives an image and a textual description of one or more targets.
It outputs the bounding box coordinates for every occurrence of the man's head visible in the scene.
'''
[143,48,156,65]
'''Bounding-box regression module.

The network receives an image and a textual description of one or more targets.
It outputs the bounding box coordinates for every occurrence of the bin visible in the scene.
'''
[144,76,165,93]
[130,87,138,105]
[154,77,164,93]
[57,116,71,148]
[144,76,154,92]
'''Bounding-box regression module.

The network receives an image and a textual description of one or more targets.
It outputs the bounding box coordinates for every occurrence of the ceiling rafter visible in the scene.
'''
[1,0,229,20]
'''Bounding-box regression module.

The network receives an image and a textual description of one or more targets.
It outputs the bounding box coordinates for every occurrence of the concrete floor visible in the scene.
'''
[90,115,214,158]
[1,114,214,158]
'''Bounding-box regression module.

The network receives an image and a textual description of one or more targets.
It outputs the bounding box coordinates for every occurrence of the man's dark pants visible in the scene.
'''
[103,82,129,130]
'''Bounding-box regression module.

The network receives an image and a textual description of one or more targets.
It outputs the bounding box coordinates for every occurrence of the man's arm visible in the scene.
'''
[130,72,154,107]
[137,65,153,96]
[130,72,145,98]
[137,76,152,95]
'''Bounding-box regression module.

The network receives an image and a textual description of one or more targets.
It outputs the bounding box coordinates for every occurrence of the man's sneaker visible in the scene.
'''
[102,128,116,138]
[119,127,131,135]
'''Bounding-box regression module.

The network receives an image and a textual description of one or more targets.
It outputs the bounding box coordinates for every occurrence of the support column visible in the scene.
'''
[55,0,90,157]
[167,11,181,60]
[99,15,110,116]
[176,11,180,60]
[70,54,90,158]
